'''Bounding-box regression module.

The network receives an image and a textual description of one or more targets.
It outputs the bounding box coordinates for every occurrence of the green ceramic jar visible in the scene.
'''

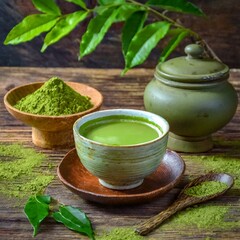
[144,44,238,153]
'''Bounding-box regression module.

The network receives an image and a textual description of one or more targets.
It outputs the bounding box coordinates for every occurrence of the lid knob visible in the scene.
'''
[185,44,204,59]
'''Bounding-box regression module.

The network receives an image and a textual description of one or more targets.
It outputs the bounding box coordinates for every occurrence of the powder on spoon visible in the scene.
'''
[0,143,54,199]
[184,154,240,189]
[202,156,240,189]
[159,148,240,233]
[184,181,229,197]
[14,77,93,116]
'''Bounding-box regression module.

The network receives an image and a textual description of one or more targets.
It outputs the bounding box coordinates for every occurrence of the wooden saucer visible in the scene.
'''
[57,149,185,205]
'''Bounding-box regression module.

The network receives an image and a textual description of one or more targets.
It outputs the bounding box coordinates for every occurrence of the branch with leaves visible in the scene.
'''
[4,0,210,73]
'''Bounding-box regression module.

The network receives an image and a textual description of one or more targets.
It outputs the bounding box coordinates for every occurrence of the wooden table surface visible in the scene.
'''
[0,67,239,240]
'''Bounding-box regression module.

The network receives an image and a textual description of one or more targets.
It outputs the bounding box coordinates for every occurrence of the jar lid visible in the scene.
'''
[156,44,229,83]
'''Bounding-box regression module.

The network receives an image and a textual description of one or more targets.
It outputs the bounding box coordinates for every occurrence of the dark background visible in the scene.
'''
[1,0,239,69]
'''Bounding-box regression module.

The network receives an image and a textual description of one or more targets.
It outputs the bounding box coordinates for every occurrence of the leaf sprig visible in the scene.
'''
[24,194,95,239]
[4,0,206,73]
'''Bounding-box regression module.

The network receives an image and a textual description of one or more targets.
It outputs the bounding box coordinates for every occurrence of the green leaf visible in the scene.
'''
[98,0,125,5]
[32,0,61,15]
[159,29,189,62]
[53,205,94,239]
[35,195,51,204]
[60,205,91,226]
[122,11,147,56]
[123,21,171,73]
[24,195,51,237]
[4,14,60,45]
[93,5,109,15]
[41,11,88,52]
[80,7,119,59]
[147,0,204,16]
[167,28,186,37]
[65,0,87,9]
[115,3,144,22]
[94,2,133,17]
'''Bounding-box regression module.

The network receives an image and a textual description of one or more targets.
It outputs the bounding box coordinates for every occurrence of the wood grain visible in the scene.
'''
[136,173,234,235]
[0,67,239,240]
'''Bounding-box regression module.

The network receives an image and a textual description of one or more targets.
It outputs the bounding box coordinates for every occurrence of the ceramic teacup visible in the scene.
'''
[73,109,169,190]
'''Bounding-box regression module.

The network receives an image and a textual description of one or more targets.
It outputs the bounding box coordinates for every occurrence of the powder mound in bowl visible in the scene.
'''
[14,77,93,116]
[184,181,229,197]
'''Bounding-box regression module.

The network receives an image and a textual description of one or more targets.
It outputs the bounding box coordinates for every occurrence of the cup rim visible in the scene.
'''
[73,108,169,148]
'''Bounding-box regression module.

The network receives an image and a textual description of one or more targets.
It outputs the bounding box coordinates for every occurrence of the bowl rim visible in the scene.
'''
[4,81,103,119]
[73,108,169,148]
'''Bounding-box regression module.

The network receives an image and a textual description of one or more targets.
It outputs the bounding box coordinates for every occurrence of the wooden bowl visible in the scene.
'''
[4,82,103,148]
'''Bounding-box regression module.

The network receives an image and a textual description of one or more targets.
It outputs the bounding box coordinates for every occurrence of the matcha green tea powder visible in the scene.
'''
[14,77,93,116]
[184,181,229,197]
[163,204,240,231]
[0,143,54,199]
[96,227,145,240]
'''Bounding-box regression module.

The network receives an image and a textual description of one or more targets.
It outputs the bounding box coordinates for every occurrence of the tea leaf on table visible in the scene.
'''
[123,21,171,74]
[35,195,51,204]
[65,0,87,9]
[24,195,51,237]
[80,7,119,59]
[41,11,89,52]
[4,14,60,45]
[53,205,95,239]
[122,10,148,56]
[159,29,189,62]
[147,0,204,16]
[32,0,61,15]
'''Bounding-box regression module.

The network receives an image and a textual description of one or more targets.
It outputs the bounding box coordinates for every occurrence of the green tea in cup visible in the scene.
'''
[79,115,162,146]
[73,109,169,190]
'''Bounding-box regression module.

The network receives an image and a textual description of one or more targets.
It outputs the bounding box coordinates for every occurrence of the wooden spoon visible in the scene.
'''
[135,172,234,236]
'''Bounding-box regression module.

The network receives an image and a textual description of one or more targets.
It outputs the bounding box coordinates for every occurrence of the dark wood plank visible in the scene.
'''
[0,67,239,240]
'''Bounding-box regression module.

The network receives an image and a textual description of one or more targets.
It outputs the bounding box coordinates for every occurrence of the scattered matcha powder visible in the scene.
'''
[96,227,145,240]
[184,181,229,197]
[0,143,54,199]
[14,77,93,116]
[185,154,240,189]
[162,204,240,230]
[201,155,240,189]
[159,145,240,234]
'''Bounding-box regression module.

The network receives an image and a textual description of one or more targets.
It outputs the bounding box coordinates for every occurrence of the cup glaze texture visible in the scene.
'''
[73,109,169,190]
